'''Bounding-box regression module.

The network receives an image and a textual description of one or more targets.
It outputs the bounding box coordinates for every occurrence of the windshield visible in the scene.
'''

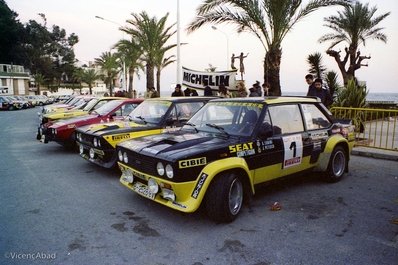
[128,100,172,124]
[95,100,124,116]
[83,98,99,111]
[184,101,263,137]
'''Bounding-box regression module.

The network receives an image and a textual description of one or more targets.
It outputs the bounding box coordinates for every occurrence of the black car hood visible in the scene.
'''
[77,120,157,136]
[119,131,238,162]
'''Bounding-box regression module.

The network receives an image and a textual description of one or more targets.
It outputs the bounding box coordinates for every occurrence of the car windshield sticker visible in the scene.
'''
[179,157,207,169]
[153,101,172,106]
[282,134,303,168]
[214,102,263,109]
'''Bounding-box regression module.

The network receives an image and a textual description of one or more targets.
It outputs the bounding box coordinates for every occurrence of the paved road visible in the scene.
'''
[1,107,397,265]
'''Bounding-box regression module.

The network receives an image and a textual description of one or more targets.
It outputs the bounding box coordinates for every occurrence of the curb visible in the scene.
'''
[352,149,398,161]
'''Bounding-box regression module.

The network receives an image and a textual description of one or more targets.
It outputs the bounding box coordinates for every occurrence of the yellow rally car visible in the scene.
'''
[117,97,355,222]
[76,97,214,168]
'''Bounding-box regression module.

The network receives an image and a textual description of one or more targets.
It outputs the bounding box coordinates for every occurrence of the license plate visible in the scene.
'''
[133,182,155,200]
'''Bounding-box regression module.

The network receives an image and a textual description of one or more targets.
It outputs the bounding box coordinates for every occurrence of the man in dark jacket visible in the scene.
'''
[307,78,333,108]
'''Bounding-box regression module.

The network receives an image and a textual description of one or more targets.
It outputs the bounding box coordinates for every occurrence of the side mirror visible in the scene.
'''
[258,123,273,140]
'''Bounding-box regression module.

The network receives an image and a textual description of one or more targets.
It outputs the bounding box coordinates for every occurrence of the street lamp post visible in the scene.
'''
[211,26,229,70]
[176,0,181,85]
[95,16,127,93]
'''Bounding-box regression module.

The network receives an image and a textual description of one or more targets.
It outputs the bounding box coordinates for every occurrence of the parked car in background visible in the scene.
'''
[41,98,143,148]
[0,96,23,110]
[36,97,125,140]
[76,97,213,168]
[117,97,355,222]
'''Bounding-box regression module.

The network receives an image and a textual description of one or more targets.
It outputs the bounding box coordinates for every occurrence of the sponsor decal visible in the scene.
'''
[229,142,255,157]
[182,66,236,90]
[67,124,76,129]
[191,173,208,199]
[282,134,303,168]
[112,134,131,141]
[179,157,207,169]
[215,102,263,109]
[309,131,328,141]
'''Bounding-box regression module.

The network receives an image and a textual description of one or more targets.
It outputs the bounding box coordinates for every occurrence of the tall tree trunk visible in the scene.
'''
[89,84,93,95]
[128,70,134,98]
[146,63,155,91]
[156,68,161,95]
[264,47,282,96]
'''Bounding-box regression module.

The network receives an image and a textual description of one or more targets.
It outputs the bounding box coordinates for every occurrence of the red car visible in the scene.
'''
[42,98,143,148]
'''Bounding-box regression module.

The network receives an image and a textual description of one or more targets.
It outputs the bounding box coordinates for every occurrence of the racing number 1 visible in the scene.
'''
[282,134,303,168]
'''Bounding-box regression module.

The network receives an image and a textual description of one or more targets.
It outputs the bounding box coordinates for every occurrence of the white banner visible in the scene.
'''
[182,67,237,91]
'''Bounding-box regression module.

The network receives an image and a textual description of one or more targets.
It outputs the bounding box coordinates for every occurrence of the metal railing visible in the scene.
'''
[331,107,398,151]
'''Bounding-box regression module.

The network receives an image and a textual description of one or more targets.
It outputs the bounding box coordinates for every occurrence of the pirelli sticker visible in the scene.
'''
[112,134,131,141]
[179,157,207,168]
[191,173,208,199]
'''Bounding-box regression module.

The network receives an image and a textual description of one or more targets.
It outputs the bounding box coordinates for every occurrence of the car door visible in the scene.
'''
[300,103,332,165]
[267,104,313,177]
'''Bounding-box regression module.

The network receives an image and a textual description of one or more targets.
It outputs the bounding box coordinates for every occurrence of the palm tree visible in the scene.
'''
[324,70,341,97]
[319,2,390,85]
[95,51,119,96]
[82,69,101,95]
[33,73,45,95]
[307,52,326,79]
[121,12,176,94]
[114,39,144,98]
[72,67,84,93]
[187,0,350,96]
[155,51,176,93]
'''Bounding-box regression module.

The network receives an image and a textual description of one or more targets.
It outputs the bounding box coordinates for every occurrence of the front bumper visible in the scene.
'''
[118,162,200,213]
[78,142,118,168]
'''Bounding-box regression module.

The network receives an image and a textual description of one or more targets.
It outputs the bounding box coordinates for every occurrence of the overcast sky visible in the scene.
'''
[7,0,398,94]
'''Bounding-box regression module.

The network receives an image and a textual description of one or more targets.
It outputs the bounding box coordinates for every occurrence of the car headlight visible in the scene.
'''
[156,162,165,176]
[76,133,81,141]
[123,152,128,163]
[165,164,174,179]
[89,148,95,159]
[52,128,57,135]
[122,169,134,183]
[118,150,123,161]
[79,144,84,154]
[93,137,98,147]
[148,178,159,194]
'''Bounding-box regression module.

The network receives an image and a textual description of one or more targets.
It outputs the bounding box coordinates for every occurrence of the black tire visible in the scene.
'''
[325,146,347,183]
[205,172,244,223]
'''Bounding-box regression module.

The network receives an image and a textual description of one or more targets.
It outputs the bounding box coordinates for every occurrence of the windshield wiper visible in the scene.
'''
[205,123,229,137]
[184,122,198,132]
[135,115,147,124]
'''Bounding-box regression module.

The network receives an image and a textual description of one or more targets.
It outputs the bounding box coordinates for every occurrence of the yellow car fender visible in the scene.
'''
[314,134,349,172]
[191,157,254,205]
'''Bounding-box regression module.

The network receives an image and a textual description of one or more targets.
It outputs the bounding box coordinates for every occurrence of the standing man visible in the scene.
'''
[305,74,315,95]
[307,78,333,108]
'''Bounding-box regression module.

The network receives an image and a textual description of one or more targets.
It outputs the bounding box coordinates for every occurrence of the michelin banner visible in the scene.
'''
[182,67,237,91]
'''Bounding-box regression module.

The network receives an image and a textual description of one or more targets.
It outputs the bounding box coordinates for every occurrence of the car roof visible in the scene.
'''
[210,96,320,104]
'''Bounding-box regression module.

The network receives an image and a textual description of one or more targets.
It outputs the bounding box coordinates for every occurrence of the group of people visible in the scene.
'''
[171,84,199,97]
[305,74,333,107]
[152,74,333,108]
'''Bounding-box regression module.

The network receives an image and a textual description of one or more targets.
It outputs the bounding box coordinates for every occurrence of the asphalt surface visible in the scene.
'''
[1,107,397,265]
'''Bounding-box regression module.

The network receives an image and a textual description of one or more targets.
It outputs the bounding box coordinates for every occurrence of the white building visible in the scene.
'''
[0,64,30,95]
